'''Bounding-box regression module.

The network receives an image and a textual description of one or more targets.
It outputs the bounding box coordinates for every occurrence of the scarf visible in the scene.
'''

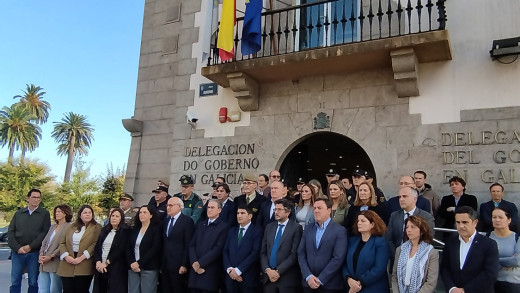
[396,241,433,293]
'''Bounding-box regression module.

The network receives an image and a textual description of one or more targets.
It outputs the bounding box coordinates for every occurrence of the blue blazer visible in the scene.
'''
[343,235,390,293]
[479,200,518,233]
[441,232,499,292]
[223,224,262,289]
[188,217,229,291]
[198,199,237,228]
[297,220,347,290]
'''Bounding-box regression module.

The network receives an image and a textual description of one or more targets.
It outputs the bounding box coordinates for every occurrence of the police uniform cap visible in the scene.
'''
[326,168,338,175]
[179,175,194,185]
[119,193,134,201]
[152,186,169,193]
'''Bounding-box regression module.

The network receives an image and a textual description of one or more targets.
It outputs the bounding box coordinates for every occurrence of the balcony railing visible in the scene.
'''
[206,0,447,66]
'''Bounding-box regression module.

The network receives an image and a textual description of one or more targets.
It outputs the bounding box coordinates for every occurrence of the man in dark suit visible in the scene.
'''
[385,186,435,259]
[441,206,499,293]
[189,199,229,293]
[438,176,478,229]
[479,182,518,233]
[387,176,431,214]
[199,183,237,227]
[161,197,195,293]
[235,174,266,224]
[261,198,303,293]
[298,198,347,293]
[257,181,295,230]
[223,205,262,293]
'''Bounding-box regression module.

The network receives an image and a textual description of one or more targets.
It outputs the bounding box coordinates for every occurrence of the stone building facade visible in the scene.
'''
[124,0,520,206]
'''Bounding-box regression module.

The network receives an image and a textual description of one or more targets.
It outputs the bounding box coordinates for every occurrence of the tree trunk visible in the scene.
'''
[20,148,26,165]
[7,142,15,165]
[63,132,75,183]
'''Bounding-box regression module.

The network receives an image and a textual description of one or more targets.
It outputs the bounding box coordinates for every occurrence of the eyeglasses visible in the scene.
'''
[270,175,281,178]
[29,196,41,200]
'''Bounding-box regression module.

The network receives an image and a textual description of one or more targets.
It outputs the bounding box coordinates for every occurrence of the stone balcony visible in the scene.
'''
[201,0,452,111]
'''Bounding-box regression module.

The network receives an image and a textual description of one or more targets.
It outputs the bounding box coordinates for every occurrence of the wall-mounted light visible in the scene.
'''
[490,36,520,63]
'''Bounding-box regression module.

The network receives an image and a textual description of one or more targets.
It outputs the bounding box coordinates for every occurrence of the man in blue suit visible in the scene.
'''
[441,206,499,293]
[188,199,229,293]
[479,182,518,233]
[162,197,195,293]
[199,183,237,227]
[298,198,347,293]
[257,181,295,231]
[260,198,303,293]
[223,205,262,293]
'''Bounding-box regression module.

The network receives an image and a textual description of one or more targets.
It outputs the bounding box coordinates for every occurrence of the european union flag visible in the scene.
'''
[241,0,262,55]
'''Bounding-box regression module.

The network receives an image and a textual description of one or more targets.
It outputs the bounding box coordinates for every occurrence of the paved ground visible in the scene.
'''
[0,248,28,293]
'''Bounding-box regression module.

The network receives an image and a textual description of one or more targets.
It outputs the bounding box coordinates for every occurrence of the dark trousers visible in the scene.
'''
[303,288,343,293]
[495,281,520,293]
[61,275,93,293]
[263,282,298,293]
[225,278,259,293]
[190,290,218,293]
[161,268,188,293]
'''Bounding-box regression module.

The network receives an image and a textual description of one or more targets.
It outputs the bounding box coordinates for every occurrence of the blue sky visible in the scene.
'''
[0,0,144,180]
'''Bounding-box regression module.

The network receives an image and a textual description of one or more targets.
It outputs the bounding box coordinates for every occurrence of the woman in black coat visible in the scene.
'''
[126,205,162,293]
[93,208,129,293]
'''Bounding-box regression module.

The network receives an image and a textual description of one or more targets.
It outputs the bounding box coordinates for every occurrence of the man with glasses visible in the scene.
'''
[162,197,195,293]
[8,188,51,293]
[263,170,281,198]
[387,175,432,214]
[235,174,266,224]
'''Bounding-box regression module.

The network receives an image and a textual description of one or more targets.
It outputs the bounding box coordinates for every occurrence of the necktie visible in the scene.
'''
[402,213,410,242]
[238,227,245,245]
[167,217,174,237]
[246,196,250,204]
[269,224,284,268]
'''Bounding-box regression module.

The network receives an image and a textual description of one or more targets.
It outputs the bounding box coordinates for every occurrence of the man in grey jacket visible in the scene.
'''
[414,170,440,214]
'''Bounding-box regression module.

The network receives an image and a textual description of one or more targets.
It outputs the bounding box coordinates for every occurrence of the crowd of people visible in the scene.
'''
[6,167,520,293]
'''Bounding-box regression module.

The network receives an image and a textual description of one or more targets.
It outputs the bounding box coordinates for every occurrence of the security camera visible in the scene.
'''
[187,110,198,123]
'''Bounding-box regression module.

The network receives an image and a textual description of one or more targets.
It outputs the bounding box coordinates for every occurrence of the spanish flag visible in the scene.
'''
[217,0,235,61]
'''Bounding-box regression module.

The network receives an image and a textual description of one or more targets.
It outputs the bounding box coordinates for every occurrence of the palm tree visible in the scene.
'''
[0,104,42,164]
[14,84,51,124]
[51,112,94,182]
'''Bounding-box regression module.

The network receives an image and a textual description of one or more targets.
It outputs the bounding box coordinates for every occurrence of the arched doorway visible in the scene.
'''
[279,132,375,191]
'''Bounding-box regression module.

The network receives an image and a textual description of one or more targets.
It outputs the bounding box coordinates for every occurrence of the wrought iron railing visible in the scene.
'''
[206,0,447,66]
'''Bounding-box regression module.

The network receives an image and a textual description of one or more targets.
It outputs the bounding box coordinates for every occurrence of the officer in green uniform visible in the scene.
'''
[173,175,203,223]
[119,193,137,227]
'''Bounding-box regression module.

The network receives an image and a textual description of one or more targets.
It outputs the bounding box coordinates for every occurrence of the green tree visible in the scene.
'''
[56,160,99,211]
[13,84,51,125]
[0,104,42,164]
[51,112,94,183]
[98,165,125,211]
[0,159,55,216]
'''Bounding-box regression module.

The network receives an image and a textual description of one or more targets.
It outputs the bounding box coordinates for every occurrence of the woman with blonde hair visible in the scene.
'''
[392,215,438,293]
[344,180,389,235]
[328,179,349,225]
[308,179,327,199]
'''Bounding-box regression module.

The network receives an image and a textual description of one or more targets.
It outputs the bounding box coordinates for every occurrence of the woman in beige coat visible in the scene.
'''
[38,204,73,293]
[57,204,102,293]
[392,215,439,293]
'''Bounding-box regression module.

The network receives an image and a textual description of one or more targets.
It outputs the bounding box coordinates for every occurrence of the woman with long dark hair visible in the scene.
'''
[93,208,129,293]
[38,204,73,293]
[489,207,520,292]
[57,204,102,293]
[295,183,316,229]
[392,215,438,293]
[126,205,162,293]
